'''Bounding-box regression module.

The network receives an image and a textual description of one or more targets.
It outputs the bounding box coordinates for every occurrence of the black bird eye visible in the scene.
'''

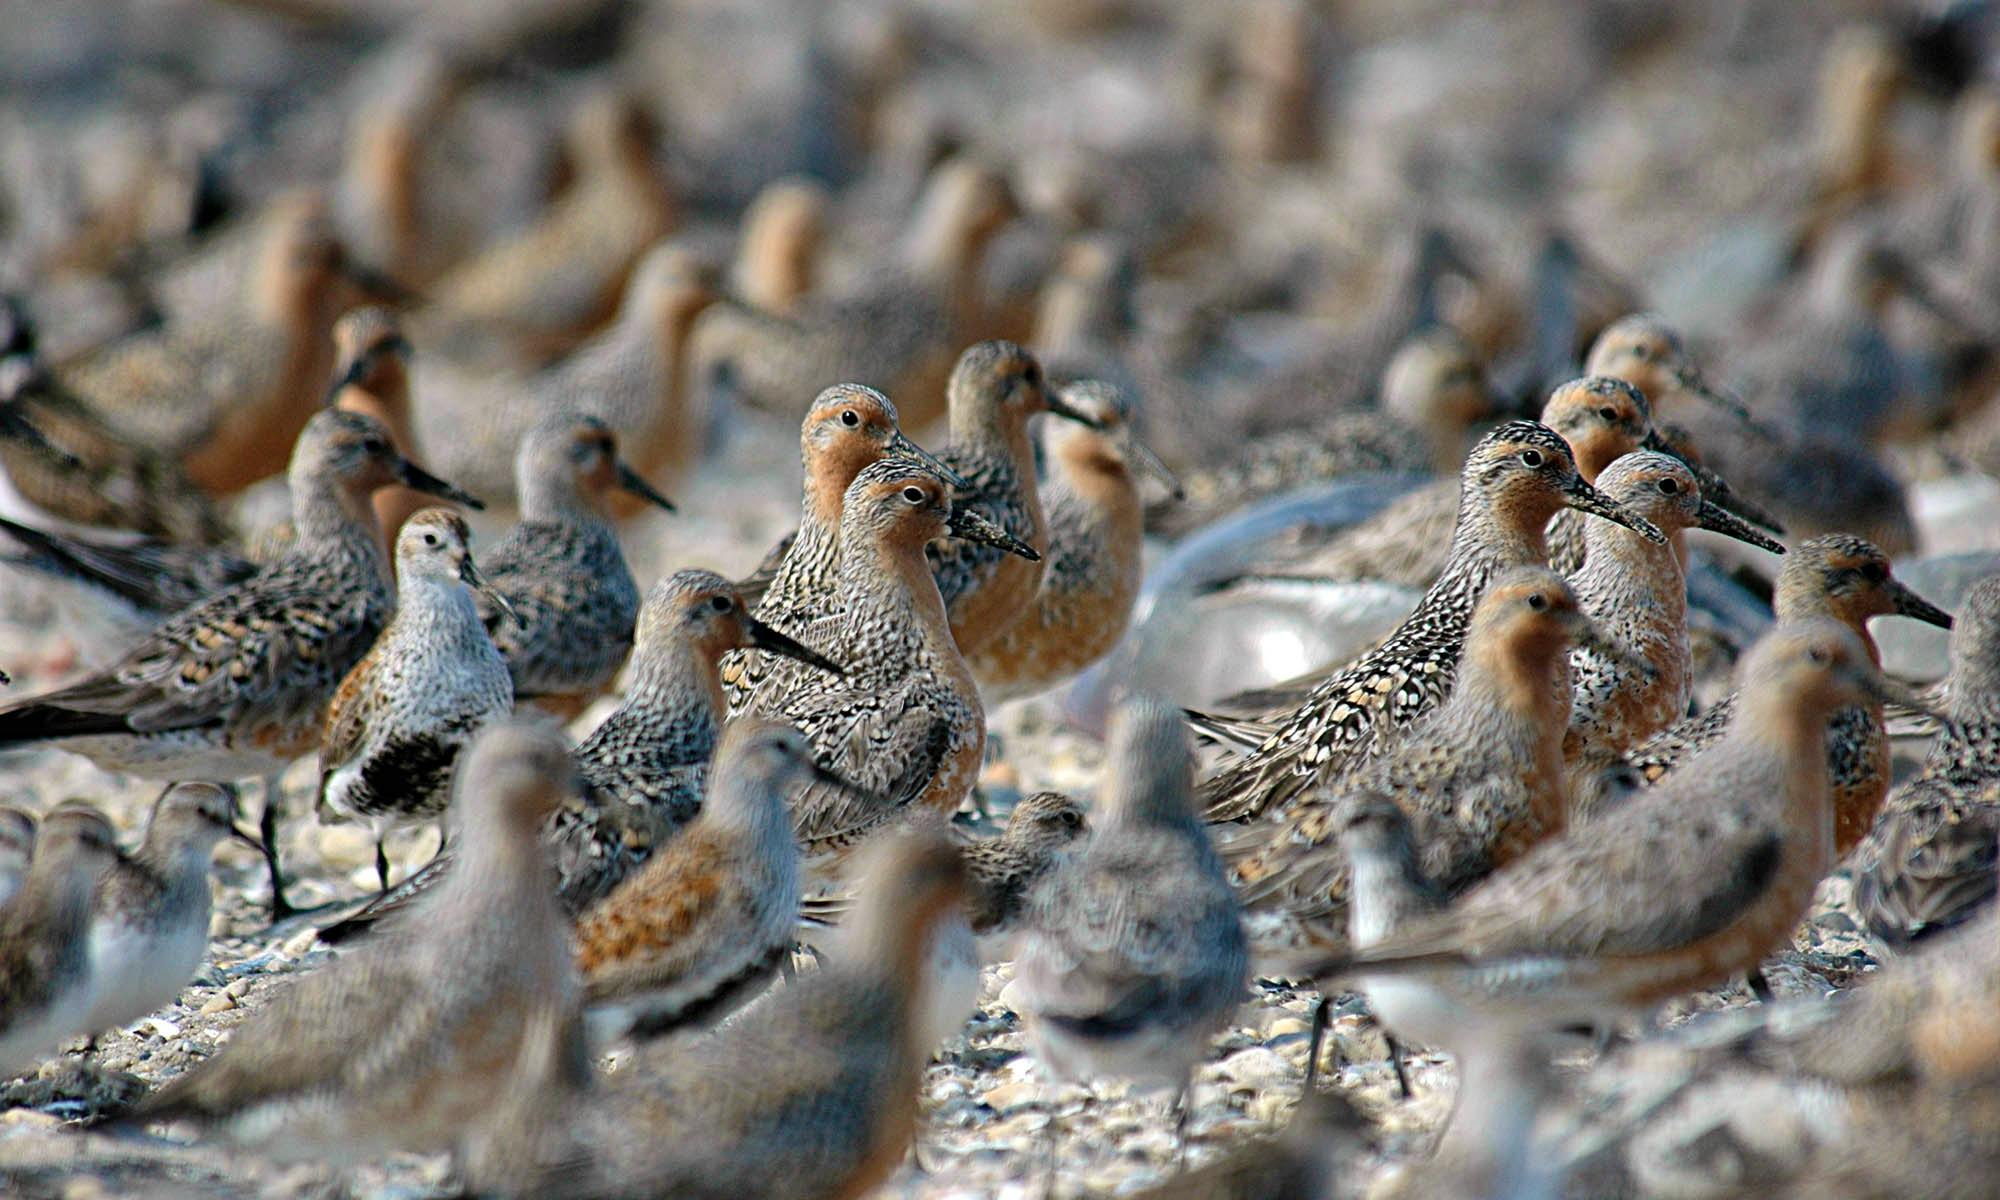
[1656,478,1680,495]
[1520,449,1544,468]
[1861,562,1888,584]
[422,533,439,547]
[839,409,860,427]
[1527,592,1548,611]
[1809,646,1832,665]
[362,437,387,455]
[1598,406,1619,422]
[1060,809,1081,827]
[902,486,927,504]
[710,595,733,613]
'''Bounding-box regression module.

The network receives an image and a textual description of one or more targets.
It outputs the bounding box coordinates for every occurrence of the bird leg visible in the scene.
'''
[1388,1033,1413,1098]
[1171,1083,1192,1170]
[375,838,392,894]
[1303,994,1333,1095]
[259,772,291,921]
[1038,1099,1061,1200]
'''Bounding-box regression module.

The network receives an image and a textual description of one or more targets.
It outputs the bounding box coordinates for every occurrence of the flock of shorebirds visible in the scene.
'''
[0,3,1998,1198]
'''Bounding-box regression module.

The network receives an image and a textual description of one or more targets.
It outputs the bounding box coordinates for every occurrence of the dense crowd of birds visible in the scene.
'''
[0,0,1998,1197]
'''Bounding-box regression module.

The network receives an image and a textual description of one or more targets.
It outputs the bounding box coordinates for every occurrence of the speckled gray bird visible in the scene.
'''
[1627,534,1953,855]
[0,409,484,918]
[724,383,957,709]
[0,805,118,1077]
[1006,695,1248,1137]
[130,722,583,1162]
[478,412,673,719]
[1192,421,1665,823]
[317,570,839,941]
[927,339,1105,658]
[317,509,515,890]
[1227,569,1604,952]
[1851,573,2000,945]
[743,457,1037,869]
[82,783,251,1037]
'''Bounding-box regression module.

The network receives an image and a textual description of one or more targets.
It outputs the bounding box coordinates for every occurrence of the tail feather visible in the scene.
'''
[0,701,134,745]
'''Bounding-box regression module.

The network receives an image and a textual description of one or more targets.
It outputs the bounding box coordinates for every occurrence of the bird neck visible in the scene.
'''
[1050,434,1138,532]
[292,479,391,584]
[390,573,484,642]
[621,635,725,739]
[14,855,97,937]
[518,476,609,528]
[698,770,795,844]
[1576,511,1686,610]
[839,533,955,670]
[1447,491,1552,574]
[1774,591,1883,666]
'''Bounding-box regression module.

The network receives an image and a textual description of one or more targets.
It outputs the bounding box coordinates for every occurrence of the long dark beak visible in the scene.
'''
[1860,668,1938,714]
[1123,433,1185,501]
[460,554,517,624]
[947,505,1040,561]
[1044,390,1110,431]
[1693,499,1786,555]
[1639,429,1786,536]
[1888,581,1954,630]
[746,617,842,677]
[806,759,890,811]
[886,432,971,490]
[1562,474,1666,545]
[396,458,486,511]
[615,461,676,513]
[0,402,80,470]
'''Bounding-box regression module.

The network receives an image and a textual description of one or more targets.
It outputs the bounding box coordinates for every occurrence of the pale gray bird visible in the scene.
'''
[83,783,252,1038]
[130,723,583,1162]
[1005,694,1249,1148]
[0,805,119,1076]
[0,806,35,907]
[478,412,672,719]
[318,508,515,890]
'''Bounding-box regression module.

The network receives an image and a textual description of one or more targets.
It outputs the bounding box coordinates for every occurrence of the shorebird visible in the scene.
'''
[799,788,1092,1055]
[1564,452,1785,780]
[317,509,515,891]
[130,722,584,1162]
[0,805,118,1077]
[0,409,484,918]
[1192,421,1665,823]
[967,379,1180,703]
[1006,695,1248,1151]
[743,457,1036,868]
[316,570,840,940]
[572,720,875,1040]
[1227,569,1610,952]
[0,806,32,906]
[479,412,673,719]
[81,783,253,1038]
[324,306,426,551]
[416,241,720,512]
[474,830,970,1200]
[0,298,228,544]
[1156,324,1496,539]
[686,155,1021,429]
[67,191,363,496]
[724,383,958,708]
[1287,621,1904,1047]
[424,89,676,365]
[1850,573,2000,945]
[1627,534,1953,855]
[928,340,1106,658]
[729,176,827,315]
[1606,906,2000,1199]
